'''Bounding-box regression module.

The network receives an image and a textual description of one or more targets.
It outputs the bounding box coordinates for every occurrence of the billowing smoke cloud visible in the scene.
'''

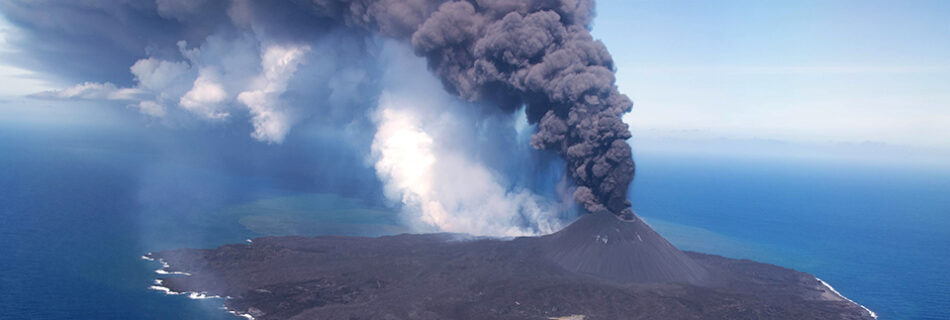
[265,0,636,217]
[1,0,636,227]
[409,2,635,217]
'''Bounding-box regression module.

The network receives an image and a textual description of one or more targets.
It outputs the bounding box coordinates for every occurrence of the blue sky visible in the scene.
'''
[593,0,950,155]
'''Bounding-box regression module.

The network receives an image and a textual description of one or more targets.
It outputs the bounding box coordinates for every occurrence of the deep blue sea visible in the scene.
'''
[1,124,948,319]
[631,152,950,319]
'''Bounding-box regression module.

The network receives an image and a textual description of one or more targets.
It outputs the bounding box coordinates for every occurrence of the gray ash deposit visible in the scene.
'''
[148,213,875,320]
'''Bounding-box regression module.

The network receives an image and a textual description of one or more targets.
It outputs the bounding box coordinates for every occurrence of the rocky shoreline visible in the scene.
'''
[145,214,876,320]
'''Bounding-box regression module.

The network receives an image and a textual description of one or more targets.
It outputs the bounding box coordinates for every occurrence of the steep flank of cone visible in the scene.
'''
[541,212,711,285]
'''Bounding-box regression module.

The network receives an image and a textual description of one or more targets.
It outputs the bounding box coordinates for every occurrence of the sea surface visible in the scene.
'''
[631,153,950,320]
[1,125,948,319]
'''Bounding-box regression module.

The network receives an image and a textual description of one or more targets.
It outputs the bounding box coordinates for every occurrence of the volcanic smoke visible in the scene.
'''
[2,0,636,218]
[297,0,637,217]
[3,3,881,318]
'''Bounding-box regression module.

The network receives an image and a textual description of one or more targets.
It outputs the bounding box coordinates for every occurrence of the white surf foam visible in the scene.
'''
[151,286,215,299]
[187,292,222,300]
[144,255,193,276]
[155,269,192,276]
[144,253,252,319]
[148,285,181,295]
[228,310,256,320]
[151,283,253,319]
[816,277,877,319]
[149,284,221,300]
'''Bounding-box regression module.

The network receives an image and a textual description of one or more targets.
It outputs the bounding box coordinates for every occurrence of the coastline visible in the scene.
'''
[816,277,878,319]
[143,234,878,320]
[142,254,257,320]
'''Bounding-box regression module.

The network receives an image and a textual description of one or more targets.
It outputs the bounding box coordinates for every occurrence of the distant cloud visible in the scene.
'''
[130,100,167,118]
[130,57,192,94]
[30,82,146,101]
[21,33,316,144]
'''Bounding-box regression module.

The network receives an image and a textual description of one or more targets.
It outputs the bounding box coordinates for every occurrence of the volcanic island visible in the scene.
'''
[145,212,876,320]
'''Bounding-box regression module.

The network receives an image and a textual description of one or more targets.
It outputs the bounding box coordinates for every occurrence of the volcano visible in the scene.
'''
[147,213,875,319]
[541,213,710,286]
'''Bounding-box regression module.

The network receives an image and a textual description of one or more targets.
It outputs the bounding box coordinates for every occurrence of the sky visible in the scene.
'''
[0,15,48,97]
[591,0,950,155]
[1,0,948,164]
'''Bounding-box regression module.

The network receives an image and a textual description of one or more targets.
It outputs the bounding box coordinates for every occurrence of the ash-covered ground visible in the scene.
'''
[149,213,875,320]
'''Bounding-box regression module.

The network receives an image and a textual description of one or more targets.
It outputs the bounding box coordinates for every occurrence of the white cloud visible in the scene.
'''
[179,69,229,120]
[24,54,193,119]
[30,82,146,100]
[27,33,262,121]
[130,100,167,117]
[260,45,308,85]
[130,58,192,93]
[15,24,321,139]
[236,44,310,143]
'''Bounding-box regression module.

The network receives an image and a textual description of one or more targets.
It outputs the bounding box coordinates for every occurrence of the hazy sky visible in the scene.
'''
[0,15,48,97]
[1,1,948,154]
[593,0,950,151]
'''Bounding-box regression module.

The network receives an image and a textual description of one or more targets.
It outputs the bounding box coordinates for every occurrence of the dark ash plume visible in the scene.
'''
[405,0,636,217]
[1,0,636,217]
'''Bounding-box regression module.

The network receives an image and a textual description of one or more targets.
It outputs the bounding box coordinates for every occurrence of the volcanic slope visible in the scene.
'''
[541,212,710,285]
[149,213,875,320]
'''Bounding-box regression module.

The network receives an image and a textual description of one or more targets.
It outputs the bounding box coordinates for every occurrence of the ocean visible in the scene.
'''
[1,125,947,319]
[631,152,950,319]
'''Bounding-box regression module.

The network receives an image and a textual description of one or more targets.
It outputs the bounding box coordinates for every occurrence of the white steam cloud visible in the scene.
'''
[27,24,566,236]
[372,103,561,237]
[370,46,563,236]
[237,44,310,143]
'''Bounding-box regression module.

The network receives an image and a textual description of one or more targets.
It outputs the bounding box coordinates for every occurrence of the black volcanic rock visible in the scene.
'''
[541,213,711,285]
[147,214,875,320]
